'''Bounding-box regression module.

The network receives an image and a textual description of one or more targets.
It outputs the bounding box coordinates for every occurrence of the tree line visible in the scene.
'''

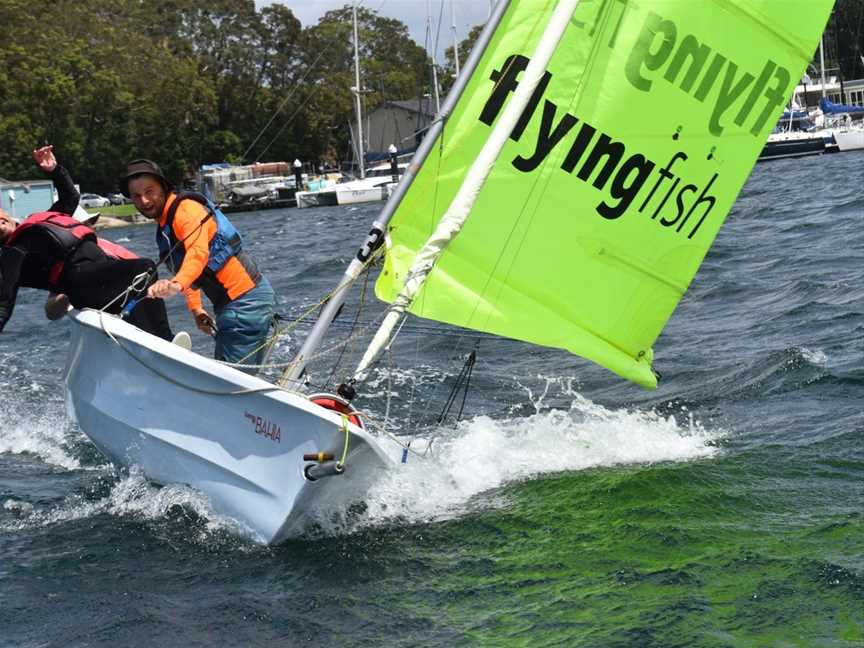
[1,1,861,193]
[0,0,435,192]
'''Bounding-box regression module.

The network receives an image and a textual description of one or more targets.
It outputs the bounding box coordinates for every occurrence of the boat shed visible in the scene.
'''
[364,98,436,156]
[0,177,55,221]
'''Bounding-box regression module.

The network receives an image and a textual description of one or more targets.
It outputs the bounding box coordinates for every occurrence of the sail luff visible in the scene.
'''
[280,0,512,385]
[354,0,582,377]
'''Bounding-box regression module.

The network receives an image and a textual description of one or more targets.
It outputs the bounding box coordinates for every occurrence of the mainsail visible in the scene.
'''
[360,0,834,388]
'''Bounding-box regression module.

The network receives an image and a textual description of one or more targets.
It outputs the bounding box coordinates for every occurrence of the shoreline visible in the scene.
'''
[88,213,148,230]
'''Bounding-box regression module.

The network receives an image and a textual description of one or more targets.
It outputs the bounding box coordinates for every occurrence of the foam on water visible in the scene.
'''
[306,385,723,536]
[800,346,827,366]
[0,406,87,471]
[0,367,721,545]
[0,467,255,543]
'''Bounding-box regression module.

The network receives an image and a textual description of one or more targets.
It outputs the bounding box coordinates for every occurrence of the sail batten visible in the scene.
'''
[368,0,834,388]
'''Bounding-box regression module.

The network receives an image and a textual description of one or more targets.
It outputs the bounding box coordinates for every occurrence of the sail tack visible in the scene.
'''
[374,0,834,388]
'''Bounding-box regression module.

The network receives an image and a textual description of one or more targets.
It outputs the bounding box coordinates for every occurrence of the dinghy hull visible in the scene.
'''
[63,309,396,544]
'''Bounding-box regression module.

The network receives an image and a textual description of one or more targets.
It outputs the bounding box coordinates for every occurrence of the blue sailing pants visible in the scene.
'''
[214,277,275,373]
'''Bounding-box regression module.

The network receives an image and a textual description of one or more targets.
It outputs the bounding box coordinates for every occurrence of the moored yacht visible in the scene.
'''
[295,162,406,209]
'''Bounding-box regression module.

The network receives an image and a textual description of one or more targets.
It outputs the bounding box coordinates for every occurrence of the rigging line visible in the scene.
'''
[383,344,394,433]
[436,349,475,425]
[91,310,287,396]
[228,312,283,366]
[276,244,385,339]
[240,61,319,163]
[241,0,371,163]
[307,308,388,371]
[288,319,492,340]
[254,97,310,164]
[325,259,373,387]
[387,84,481,428]
[98,209,211,315]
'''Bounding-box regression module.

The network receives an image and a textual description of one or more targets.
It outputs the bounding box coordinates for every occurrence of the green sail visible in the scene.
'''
[375,0,833,389]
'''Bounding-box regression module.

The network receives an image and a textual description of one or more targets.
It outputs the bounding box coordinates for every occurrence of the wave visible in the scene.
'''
[0,405,91,471]
[301,387,723,537]
[0,467,258,548]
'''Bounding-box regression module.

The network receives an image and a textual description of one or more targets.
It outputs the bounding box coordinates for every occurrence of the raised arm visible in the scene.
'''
[33,145,80,215]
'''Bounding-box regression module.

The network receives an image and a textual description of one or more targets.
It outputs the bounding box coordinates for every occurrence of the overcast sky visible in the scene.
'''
[255,1,494,61]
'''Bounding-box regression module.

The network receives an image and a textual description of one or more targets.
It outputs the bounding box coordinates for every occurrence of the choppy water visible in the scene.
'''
[1,152,862,647]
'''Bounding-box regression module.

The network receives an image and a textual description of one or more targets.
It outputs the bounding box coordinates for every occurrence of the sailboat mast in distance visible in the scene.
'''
[452,0,461,78]
[353,3,365,179]
[427,0,441,113]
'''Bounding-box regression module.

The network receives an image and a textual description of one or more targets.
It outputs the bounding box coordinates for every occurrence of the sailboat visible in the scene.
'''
[63,0,834,544]
[295,5,405,210]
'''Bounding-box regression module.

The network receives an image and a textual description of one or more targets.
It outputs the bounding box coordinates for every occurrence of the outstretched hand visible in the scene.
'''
[147,279,183,299]
[32,145,57,173]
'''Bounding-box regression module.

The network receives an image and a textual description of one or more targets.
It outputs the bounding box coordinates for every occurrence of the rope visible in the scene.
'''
[436,349,476,426]
[99,270,152,314]
[325,259,373,386]
[337,414,351,469]
[91,310,285,396]
[98,210,212,316]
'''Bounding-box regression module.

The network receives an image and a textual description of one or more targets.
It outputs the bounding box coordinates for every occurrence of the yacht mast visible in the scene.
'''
[819,36,827,99]
[427,0,441,113]
[451,0,461,78]
[352,3,366,179]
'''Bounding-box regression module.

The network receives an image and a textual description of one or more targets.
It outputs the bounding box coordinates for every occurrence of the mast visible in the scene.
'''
[355,0,583,377]
[352,3,366,179]
[427,0,441,113]
[451,0,461,78]
[819,36,827,99]
[279,0,512,386]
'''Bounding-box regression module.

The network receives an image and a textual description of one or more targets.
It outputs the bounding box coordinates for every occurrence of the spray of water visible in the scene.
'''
[303,376,723,536]
[0,403,90,471]
[1,467,256,545]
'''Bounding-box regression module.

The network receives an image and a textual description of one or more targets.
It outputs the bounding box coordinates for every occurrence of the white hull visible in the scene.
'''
[335,185,391,205]
[831,128,864,152]
[296,184,393,209]
[296,189,338,209]
[63,309,398,544]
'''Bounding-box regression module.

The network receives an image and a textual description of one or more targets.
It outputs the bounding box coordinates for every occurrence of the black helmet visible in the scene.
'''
[121,159,172,197]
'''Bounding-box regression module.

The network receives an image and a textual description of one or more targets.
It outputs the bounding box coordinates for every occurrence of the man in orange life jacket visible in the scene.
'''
[0,146,173,339]
[121,159,275,371]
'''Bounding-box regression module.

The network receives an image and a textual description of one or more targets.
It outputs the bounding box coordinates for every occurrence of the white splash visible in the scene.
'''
[0,407,87,471]
[0,375,723,545]
[800,347,827,366]
[309,385,723,536]
[0,467,256,544]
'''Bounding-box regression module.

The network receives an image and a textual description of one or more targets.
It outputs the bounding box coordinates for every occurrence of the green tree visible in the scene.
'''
[442,23,484,94]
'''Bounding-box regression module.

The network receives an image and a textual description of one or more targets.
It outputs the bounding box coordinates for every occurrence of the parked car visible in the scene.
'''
[107,192,130,205]
[80,193,111,208]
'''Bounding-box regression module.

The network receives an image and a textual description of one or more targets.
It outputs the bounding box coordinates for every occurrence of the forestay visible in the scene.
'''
[369,0,834,388]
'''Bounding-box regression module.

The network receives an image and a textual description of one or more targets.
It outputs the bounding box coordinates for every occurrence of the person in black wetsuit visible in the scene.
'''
[0,145,173,339]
